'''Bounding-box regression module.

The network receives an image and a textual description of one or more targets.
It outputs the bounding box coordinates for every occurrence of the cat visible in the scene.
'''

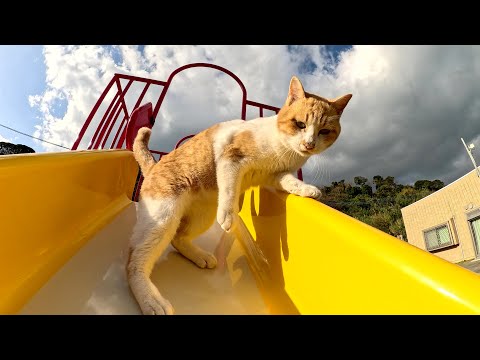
[127,76,352,315]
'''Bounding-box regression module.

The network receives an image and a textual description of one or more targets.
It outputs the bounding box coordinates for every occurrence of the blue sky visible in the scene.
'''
[1,45,480,187]
[0,46,47,151]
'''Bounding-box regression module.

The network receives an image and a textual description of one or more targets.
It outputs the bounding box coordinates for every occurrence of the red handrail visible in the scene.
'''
[72,63,279,152]
[151,63,248,122]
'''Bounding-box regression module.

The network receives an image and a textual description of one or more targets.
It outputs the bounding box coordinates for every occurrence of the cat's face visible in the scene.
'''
[277,77,352,157]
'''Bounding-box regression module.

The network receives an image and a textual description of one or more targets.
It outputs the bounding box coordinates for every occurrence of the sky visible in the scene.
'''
[1,45,480,188]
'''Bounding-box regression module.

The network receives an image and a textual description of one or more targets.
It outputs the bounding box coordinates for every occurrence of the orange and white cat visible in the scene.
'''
[127,76,352,315]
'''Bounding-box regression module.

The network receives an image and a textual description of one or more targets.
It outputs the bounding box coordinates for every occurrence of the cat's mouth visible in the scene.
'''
[298,145,316,156]
[299,143,316,153]
[298,149,314,156]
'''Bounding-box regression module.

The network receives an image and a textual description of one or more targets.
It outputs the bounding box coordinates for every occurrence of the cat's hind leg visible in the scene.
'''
[171,200,217,269]
[127,195,186,315]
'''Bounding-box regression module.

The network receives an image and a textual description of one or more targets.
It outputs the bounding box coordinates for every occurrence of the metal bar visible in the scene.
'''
[241,93,247,120]
[153,63,248,122]
[461,137,480,177]
[297,168,303,181]
[71,75,117,150]
[152,84,170,123]
[115,82,152,149]
[175,134,195,149]
[111,116,127,149]
[118,86,130,120]
[114,73,167,86]
[89,93,122,149]
[109,80,130,149]
[93,79,133,149]
[132,82,151,114]
[99,102,125,149]
[133,174,144,202]
[246,99,280,112]
[87,91,120,150]
[102,113,126,149]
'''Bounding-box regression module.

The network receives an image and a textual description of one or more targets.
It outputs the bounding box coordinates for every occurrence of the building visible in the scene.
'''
[401,167,480,263]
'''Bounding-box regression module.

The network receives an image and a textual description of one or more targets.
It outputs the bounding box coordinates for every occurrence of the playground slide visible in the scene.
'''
[2,149,480,315]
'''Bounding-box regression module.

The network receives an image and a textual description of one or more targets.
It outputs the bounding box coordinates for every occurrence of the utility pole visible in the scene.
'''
[461,138,480,178]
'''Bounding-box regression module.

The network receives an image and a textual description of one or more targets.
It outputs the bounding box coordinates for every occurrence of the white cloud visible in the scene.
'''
[30,45,480,186]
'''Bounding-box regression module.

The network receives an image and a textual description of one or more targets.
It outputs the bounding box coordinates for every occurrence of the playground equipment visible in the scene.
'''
[2,63,480,315]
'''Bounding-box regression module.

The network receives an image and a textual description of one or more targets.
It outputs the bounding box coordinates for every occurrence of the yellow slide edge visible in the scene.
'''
[0,150,138,314]
[238,186,480,314]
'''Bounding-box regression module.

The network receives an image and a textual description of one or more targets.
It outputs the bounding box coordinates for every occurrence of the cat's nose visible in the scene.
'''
[304,141,316,150]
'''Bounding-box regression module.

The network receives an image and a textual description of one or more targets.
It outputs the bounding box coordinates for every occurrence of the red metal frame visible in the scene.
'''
[72,62,303,201]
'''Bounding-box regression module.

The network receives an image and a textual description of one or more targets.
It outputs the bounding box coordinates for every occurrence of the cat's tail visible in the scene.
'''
[133,127,156,175]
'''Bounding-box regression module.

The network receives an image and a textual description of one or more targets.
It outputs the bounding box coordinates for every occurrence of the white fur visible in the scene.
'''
[128,192,221,314]
[304,126,316,148]
[276,172,322,199]
[128,196,186,315]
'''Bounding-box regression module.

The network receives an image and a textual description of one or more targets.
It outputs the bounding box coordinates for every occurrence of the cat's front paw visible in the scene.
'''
[298,184,322,200]
[140,293,174,315]
[217,208,236,233]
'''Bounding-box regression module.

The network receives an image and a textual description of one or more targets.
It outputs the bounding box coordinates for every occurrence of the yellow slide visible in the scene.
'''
[2,149,480,315]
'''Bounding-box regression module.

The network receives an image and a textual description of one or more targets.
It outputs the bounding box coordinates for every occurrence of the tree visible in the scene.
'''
[320,174,444,241]
[346,185,362,197]
[430,179,445,191]
[384,176,395,186]
[361,184,373,196]
[368,212,391,234]
[414,180,431,190]
[395,186,416,208]
[354,176,368,186]
[373,175,384,190]
[0,142,35,155]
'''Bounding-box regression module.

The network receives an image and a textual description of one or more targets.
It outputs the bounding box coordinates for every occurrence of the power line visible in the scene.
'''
[0,123,71,150]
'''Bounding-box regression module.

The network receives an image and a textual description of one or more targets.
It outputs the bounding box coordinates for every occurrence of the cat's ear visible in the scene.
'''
[285,76,306,106]
[331,94,353,115]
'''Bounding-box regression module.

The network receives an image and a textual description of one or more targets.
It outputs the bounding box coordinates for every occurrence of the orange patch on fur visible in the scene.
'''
[277,97,327,134]
[139,124,220,198]
[222,130,257,161]
[174,216,189,238]
[171,216,189,251]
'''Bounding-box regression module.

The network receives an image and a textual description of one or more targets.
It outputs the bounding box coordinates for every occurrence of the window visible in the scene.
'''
[423,224,454,251]
[470,217,480,256]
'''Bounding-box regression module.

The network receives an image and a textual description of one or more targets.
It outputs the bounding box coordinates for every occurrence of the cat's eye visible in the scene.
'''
[295,121,306,129]
[318,129,330,136]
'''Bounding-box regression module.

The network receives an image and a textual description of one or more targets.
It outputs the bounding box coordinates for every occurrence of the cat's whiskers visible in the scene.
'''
[318,155,332,188]
[287,147,297,169]
[308,157,316,183]
[274,145,294,168]
[312,156,321,184]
